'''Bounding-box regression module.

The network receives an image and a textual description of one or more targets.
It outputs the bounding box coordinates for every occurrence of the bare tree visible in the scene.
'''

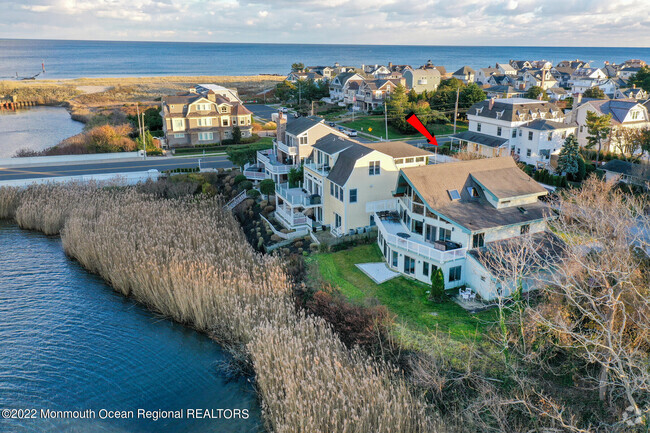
[529,177,650,426]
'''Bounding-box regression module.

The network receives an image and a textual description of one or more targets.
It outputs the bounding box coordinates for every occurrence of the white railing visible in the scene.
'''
[331,226,345,237]
[225,190,247,210]
[257,150,293,175]
[243,163,267,180]
[275,205,311,228]
[276,182,322,207]
[366,198,398,213]
[303,162,330,177]
[276,140,298,156]
[375,216,466,263]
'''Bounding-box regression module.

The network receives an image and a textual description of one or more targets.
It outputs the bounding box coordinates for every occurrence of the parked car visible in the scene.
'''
[293,113,300,118]
[337,126,344,131]
[346,129,358,137]
[328,122,336,127]
[280,107,288,113]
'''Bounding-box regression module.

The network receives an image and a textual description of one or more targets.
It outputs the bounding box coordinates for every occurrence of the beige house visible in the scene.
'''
[403,69,441,94]
[274,135,432,235]
[161,86,252,147]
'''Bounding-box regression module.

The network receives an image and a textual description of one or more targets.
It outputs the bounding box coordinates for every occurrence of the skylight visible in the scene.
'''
[448,189,461,201]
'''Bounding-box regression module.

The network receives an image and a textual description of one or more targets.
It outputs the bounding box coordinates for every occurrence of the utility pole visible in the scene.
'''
[298,82,301,106]
[384,101,388,141]
[311,100,315,116]
[453,87,460,134]
[136,104,146,160]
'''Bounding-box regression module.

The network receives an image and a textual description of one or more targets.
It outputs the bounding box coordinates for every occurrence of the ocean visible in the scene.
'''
[0,39,649,79]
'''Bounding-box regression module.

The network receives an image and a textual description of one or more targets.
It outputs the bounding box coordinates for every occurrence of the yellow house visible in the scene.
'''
[275,134,432,235]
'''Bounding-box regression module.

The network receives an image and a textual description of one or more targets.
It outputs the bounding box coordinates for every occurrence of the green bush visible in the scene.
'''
[247,189,261,199]
[240,181,253,190]
[234,174,247,184]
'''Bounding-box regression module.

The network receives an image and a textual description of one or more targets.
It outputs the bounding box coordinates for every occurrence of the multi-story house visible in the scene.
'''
[403,69,441,94]
[452,66,475,83]
[568,68,608,94]
[274,135,432,235]
[362,64,392,79]
[355,79,404,112]
[450,98,574,168]
[161,85,253,147]
[568,99,650,151]
[475,67,500,85]
[522,69,557,90]
[328,72,365,104]
[368,156,551,299]
[496,63,517,76]
[244,116,346,183]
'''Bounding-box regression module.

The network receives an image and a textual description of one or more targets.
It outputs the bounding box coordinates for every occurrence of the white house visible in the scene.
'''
[496,63,517,76]
[475,67,500,85]
[403,69,441,94]
[368,157,554,300]
[450,98,569,168]
[569,68,608,94]
[452,66,476,83]
[328,72,365,104]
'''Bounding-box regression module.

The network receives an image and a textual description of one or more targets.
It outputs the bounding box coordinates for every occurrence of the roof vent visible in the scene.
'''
[517,206,528,214]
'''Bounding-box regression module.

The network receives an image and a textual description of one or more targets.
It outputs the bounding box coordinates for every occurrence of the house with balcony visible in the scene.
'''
[328,72,365,104]
[244,116,346,183]
[452,66,475,83]
[368,157,551,299]
[275,135,432,234]
[450,98,568,167]
[403,69,441,94]
[161,86,253,147]
[355,78,404,112]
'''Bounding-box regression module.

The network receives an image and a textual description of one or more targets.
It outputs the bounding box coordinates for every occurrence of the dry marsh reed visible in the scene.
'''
[0,183,432,433]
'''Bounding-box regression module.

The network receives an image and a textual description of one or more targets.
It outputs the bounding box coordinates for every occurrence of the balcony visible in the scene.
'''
[375,213,466,264]
[275,204,313,229]
[243,163,267,181]
[275,139,298,156]
[257,149,294,175]
[303,162,331,178]
[276,183,322,208]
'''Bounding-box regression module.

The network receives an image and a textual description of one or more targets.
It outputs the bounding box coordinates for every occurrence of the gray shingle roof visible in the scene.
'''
[453,66,475,76]
[285,116,323,135]
[468,98,563,122]
[602,160,650,181]
[327,144,374,186]
[312,134,357,155]
[450,131,509,148]
[522,119,576,130]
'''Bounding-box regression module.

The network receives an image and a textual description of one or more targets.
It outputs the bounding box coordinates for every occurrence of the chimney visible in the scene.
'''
[489,97,495,110]
[633,83,636,89]
[276,111,287,144]
[388,62,393,69]
[576,93,583,104]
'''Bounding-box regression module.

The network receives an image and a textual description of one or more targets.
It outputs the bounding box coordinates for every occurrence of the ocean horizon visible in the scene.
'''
[1,38,649,79]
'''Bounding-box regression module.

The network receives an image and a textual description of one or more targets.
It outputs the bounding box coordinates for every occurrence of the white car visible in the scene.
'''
[345,129,358,137]
[280,107,289,113]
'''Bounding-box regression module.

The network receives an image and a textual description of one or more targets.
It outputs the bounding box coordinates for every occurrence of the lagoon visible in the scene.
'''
[0,222,263,433]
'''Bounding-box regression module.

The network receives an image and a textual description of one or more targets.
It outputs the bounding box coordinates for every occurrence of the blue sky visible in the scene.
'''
[1,0,649,46]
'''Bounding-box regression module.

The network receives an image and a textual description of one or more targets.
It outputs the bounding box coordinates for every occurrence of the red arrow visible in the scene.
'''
[405,113,438,146]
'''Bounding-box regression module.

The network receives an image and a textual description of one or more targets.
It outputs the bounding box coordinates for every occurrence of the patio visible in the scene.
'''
[355,262,400,284]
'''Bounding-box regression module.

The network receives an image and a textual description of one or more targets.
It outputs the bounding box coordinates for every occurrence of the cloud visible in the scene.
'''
[0,0,648,47]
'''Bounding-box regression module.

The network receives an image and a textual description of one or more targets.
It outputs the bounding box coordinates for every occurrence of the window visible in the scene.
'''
[512,129,517,138]
[220,106,228,113]
[197,118,212,127]
[369,161,380,175]
[519,129,522,137]
[299,135,308,145]
[172,119,184,131]
[547,132,553,141]
[497,127,502,136]
[370,215,376,226]
[449,266,462,282]
[198,132,213,141]
[467,187,480,197]
[349,188,357,203]
[423,261,429,277]
[447,189,460,200]
[580,125,584,133]
[395,158,404,165]
[222,118,230,127]
[330,181,334,196]
[173,133,185,138]
[412,219,423,235]
[526,149,531,157]
[404,256,415,274]
[392,251,398,267]
[425,225,436,243]
[540,149,550,159]
[562,130,567,139]
[405,157,414,163]
[416,157,425,163]
[477,123,481,132]
[439,228,451,241]
[334,213,342,228]
[528,131,533,140]
[521,224,530,234]
[516,147,520,155]
[631,111,639,120]
[472,232,485,248]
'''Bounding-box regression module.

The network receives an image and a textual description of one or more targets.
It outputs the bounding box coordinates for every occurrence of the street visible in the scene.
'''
[0,156,233,182]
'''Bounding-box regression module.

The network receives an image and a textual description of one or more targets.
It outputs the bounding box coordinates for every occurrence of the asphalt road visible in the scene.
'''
[245,104,282,122]
[0,156,233,181]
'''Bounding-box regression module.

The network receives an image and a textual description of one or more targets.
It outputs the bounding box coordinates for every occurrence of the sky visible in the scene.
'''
[1,0,649,46]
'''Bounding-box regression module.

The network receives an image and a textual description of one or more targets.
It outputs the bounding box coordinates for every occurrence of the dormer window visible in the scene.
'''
[631,111,640,120]
[475,107,483,115]
[447,189,461,201]
[467,187,480,197]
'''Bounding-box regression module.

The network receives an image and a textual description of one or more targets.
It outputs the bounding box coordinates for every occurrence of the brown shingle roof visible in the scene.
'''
[470,167,547,199]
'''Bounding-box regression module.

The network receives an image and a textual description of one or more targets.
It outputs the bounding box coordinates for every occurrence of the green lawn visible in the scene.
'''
[308,244,496,342]
[341,116,468,140]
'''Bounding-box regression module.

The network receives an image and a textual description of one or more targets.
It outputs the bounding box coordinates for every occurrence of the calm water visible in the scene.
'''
[0,222,263,433]
[1,39,649,79]
[0,106,83,158]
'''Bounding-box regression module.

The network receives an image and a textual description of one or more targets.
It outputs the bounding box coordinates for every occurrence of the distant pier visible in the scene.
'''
[0,98,39,110]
